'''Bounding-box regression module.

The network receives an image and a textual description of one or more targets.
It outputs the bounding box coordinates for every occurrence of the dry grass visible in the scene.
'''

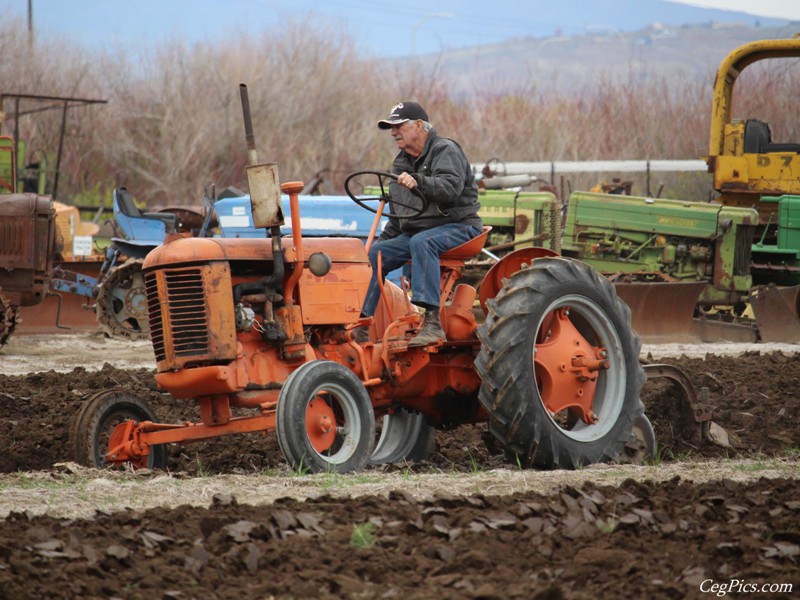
[1,14,799,206]
[0,458,796,520]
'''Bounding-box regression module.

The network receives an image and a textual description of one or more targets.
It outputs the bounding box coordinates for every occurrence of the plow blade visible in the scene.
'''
[750,285,800,343]
[642,361,711,447]
[15,260,103,336]
[642,362,711,423]
[615,281,761,344]
[614,282,707,344]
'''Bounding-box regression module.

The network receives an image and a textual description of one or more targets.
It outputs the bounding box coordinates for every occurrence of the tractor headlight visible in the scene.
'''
[234,304,256,331]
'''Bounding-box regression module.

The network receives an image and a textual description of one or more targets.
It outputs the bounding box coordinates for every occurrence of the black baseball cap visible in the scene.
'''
[377,101,429,129]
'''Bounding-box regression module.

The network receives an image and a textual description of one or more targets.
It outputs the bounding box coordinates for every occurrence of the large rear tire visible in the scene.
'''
[475,257,645,469]
[70,389,168,469]
[276,361,375,474]
[371,410,435,465]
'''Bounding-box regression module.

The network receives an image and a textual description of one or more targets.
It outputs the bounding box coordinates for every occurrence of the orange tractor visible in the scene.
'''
[71,86,659,472]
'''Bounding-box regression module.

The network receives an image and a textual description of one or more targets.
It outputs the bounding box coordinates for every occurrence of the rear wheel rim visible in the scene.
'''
[96,260,149,339]
[533,294,626,443]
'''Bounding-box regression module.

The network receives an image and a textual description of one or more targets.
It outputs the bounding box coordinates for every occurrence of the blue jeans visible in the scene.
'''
[362,223,482,316]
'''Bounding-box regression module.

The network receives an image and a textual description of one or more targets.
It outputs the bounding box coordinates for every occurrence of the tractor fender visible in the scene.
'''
[478,247,560,314]
[110,238,160,260]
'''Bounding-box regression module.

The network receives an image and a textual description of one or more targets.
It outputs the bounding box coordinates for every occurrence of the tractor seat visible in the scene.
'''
[115,187,178,231]
[440,226,491,261]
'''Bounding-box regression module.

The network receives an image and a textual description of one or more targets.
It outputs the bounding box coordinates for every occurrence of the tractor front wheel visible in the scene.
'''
[475,257,646,469]
[70,389,168,469]
[276,361,375,473]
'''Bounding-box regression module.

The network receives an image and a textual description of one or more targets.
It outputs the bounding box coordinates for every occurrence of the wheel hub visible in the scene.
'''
[306,397,337,452]
[124,285,148,319]
[534,307,609,425]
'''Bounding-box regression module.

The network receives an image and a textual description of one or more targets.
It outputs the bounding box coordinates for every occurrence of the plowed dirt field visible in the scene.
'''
[0,334,797,599]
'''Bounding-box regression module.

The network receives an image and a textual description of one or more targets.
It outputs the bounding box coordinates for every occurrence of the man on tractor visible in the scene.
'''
[354,101,483,346]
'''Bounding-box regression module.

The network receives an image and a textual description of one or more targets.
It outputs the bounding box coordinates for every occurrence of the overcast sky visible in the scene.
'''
[1,0,799,58]
[673,0,800,20]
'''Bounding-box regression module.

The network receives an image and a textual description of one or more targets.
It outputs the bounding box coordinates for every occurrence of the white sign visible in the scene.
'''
[72,236,94,257]
[219,215,252,228]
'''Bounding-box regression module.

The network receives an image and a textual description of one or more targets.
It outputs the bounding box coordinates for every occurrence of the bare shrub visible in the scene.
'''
[94,20,397,204]
[1,16,799,207]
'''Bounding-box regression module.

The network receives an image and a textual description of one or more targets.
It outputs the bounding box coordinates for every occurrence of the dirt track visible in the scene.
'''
[0,334,798,599]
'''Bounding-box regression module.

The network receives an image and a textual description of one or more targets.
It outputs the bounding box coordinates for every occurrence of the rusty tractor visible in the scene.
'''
[0,126,59,344]
[0,192,57,344]
[70,85,669,473]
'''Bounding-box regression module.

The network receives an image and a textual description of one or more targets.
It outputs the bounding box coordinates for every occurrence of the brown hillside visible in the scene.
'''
[418,23,800,95]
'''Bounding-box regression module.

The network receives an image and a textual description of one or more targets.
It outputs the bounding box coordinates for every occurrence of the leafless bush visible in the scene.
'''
[1,15,798,207]
[93,19,398,204]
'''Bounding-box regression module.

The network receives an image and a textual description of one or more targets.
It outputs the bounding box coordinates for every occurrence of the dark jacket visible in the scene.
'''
[379,129,482,240]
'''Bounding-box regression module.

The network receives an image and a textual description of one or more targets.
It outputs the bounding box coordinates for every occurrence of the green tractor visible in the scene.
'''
[465,187,560,279]
[474,186,764,342]
[558,191,761,342]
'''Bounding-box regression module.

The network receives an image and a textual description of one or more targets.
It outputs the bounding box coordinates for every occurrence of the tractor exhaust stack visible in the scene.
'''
[238,83,285,294]
[239,84,283,230]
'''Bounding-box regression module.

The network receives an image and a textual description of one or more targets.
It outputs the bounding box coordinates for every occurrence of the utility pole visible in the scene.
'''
[27,0,34,51]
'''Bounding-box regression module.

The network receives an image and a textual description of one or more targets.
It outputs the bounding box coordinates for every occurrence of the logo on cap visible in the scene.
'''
[389,102,404,118]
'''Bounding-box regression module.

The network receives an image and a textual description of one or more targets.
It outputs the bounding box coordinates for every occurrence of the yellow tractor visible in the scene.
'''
[705,35,800,340]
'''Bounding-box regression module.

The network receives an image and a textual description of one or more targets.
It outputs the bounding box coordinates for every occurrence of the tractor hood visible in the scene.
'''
[143,236,369,270]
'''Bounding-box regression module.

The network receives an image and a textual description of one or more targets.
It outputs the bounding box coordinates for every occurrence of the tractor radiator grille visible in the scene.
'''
[734,224,754,277]
[0,222,23,257]
[145,272,164,359]
[146,268,209,362]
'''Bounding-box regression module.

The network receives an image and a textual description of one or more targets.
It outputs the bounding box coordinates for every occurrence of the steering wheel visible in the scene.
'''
[343,170,427,217]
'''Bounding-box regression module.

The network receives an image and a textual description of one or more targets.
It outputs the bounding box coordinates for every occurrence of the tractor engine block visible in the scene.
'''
[560,191,758,300]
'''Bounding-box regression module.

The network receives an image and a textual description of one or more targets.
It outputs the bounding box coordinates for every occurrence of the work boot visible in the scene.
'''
[408,309,445,347]
[351,326,370,344]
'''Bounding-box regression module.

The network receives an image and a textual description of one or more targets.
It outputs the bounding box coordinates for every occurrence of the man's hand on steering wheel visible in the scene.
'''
[395,172,417,190]
[344,170,427,217]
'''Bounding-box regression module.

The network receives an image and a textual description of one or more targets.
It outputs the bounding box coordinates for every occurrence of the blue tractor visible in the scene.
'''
[53,187,388,339]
